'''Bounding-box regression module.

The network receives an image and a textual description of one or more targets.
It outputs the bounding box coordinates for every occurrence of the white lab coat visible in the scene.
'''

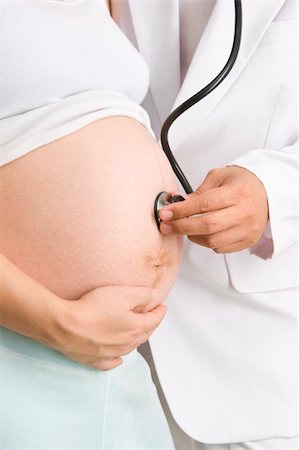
[113,0,298,444]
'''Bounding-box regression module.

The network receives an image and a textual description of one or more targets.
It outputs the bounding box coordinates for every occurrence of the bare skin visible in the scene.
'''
[0,252,167,371]
[0,117,182,370]
[159,166,269,253]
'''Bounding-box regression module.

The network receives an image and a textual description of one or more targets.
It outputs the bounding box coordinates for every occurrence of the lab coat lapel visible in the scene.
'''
[170,0,286,149]
[128,0,181,123]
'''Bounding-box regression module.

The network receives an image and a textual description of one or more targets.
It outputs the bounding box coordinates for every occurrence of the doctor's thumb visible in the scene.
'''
[195,167,226,194]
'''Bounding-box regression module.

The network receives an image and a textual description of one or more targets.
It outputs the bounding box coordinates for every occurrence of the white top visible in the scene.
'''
[0,0,151,166]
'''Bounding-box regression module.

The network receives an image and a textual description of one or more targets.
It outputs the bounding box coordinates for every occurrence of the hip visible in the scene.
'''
[0,327,174,449]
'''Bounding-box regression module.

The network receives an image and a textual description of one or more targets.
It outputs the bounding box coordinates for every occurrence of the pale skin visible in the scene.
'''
[0,3,181,372]
[159,166,269,253]
[0,117,181,371]
[0,253,164,371]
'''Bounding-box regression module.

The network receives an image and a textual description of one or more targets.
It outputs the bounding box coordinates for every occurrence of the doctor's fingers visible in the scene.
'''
[160,207,238,236]
[188,225,257,252]
[159,186,235,221]
[207,239,254,254]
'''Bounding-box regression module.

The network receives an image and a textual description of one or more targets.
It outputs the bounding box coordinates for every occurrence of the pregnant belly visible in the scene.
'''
[0,117,182,302]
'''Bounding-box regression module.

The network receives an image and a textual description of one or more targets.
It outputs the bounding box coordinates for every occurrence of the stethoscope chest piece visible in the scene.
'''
[154,191,185,230]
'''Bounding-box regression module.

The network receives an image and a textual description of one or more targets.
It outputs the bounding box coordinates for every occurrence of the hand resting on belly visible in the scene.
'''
[0,116,183,369]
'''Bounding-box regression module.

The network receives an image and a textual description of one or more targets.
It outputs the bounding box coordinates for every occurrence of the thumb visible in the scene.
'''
[123,286,156,312]
[194,168,225,195]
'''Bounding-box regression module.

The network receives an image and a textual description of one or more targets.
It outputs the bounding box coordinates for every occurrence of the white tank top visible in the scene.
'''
[0,0,149,119]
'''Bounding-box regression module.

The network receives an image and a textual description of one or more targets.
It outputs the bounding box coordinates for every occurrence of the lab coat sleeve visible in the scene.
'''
[229,140,298,259]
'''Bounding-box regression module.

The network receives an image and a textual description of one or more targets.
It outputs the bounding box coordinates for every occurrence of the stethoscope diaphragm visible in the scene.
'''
[154,191,185,230]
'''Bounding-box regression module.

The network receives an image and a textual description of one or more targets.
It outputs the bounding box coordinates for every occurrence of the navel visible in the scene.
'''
[153,258,164,268]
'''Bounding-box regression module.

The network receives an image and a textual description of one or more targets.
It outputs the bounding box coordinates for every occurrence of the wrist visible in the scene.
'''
[33,294,74,351]
[0,253,81,352]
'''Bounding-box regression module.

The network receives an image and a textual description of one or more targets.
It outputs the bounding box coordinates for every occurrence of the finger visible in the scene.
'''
[105,334,150,357]
[189,235,250,253]
[160,207,238,236]
[137,304,167,333]
[131,332,152,349]
[188,225,247,249]
[89,357,123,371]
[196,168,226,192]
[159,185,234,221]
[213,239,252,254]
[122,286,155,311]
[64,352,123,370]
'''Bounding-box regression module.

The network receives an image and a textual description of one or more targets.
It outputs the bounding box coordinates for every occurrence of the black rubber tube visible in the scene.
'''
[160,0,242,194]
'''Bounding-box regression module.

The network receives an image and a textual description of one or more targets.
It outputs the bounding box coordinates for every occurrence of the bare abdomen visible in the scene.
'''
[0,117,182,302]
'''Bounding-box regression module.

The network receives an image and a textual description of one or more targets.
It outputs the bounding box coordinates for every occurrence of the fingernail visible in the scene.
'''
[159,209,173,220]
[160,223,172,234]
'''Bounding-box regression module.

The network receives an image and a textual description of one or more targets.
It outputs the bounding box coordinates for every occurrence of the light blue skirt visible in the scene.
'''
[0,327,174,450]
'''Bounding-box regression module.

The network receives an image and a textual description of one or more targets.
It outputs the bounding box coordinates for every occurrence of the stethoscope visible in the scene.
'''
[154,0,242,230]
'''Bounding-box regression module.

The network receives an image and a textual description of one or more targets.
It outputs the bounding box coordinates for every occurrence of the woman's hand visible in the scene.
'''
[54,286,166,371]
[159,166,269,253]
[0,254,165,371]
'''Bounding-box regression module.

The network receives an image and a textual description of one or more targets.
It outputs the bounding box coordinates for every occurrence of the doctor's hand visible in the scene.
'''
[159,166,269,253]
[53,286,165,371]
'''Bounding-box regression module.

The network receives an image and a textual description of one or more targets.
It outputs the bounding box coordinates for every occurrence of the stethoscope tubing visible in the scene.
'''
[160,0,242,195]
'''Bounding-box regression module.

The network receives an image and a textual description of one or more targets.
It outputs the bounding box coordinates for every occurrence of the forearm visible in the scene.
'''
[0,252,66,348]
